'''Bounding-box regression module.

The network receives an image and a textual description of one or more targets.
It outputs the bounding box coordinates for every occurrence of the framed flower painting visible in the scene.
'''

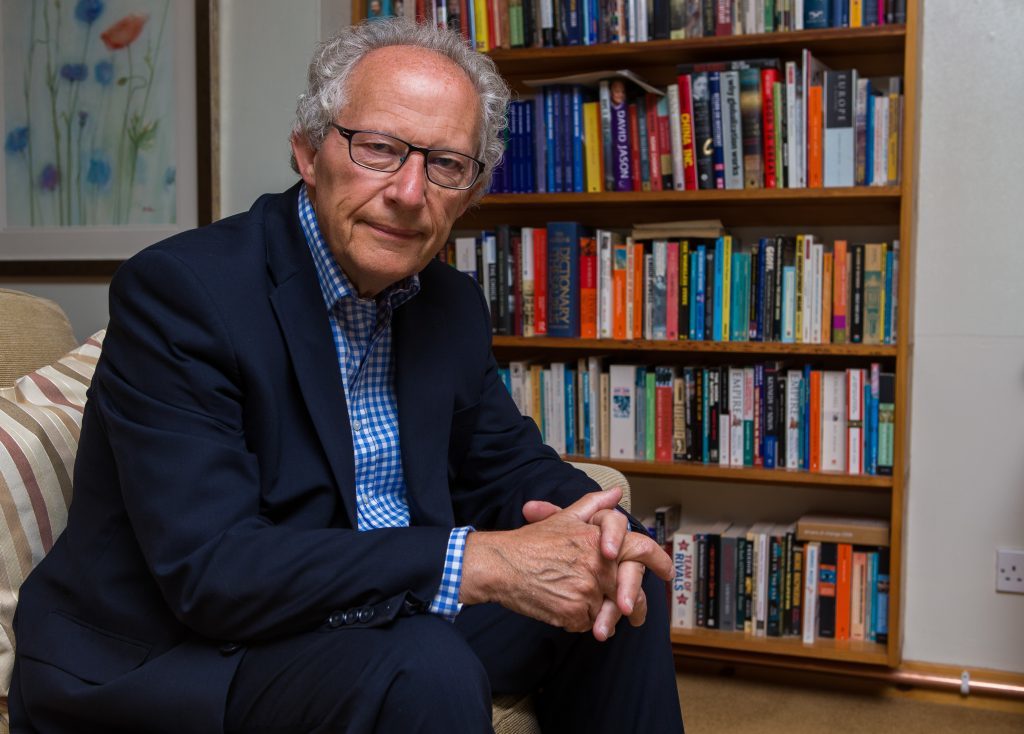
[0,0,198,260]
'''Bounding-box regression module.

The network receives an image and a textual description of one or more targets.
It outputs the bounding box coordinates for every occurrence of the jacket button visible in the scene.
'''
[344,610,358,625]
[219,642,242,655]
[357,607,374,623]
[328,612,344,628]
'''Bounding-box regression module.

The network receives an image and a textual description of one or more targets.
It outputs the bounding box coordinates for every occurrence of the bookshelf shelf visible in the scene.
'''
[485,1,920,670]
[493,335,898,358]
[562,456,893,489]
[463,188,902,228]
[489,26,906,85]
[670,628,890,666]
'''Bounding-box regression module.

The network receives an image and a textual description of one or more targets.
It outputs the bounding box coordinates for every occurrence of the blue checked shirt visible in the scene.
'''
[298,186,470,620]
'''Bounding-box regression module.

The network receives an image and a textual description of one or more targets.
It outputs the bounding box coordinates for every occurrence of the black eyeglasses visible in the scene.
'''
[330,124,483,190]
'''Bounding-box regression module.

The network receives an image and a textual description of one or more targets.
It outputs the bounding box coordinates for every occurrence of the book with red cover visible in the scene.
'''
[533,228,548,336]
[761,68,780,188]
[678,74,699,190]
[579,235,598,338]
[654,366,675,461]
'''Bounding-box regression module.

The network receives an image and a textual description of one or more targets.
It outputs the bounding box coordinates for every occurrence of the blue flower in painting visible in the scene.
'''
[94,60,114,86]
[60,63,89,83]
[75,0,105,24]
[87,156,112,188]
[164,166,176,187]
[5,127,29,154]
[39,164,60,192]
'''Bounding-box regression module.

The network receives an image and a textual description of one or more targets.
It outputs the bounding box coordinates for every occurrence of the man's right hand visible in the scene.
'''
[458,489,671,635]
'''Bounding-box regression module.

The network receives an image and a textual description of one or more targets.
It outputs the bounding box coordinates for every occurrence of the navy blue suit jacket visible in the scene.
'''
[11,184,598,732]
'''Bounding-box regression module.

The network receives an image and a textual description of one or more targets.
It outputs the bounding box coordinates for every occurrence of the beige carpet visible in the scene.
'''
[676,669,1024,734]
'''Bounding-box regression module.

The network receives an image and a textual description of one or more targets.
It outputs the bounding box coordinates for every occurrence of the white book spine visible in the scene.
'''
[811,240,823,344]
[671,530,697,629]
[729,367,745,467]
[455,236,477,279]
[785,61,801,189]
[802,541,820,644]
[847,367,864,474]
[609,364,637,459]
[521,228,535,337]
[667,84,686,191]
[483,233,497,307]
[756,530,769,635]
[820,370,847,472]
[719,413,731,467]
[873,95,889,185]
[721,71,744,190]
[786,369,803,469]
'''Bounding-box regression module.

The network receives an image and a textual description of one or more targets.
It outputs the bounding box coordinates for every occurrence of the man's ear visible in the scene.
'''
[291,134,318,189]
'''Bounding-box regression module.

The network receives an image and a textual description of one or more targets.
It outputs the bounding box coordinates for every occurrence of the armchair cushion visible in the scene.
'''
[0,332,104,701]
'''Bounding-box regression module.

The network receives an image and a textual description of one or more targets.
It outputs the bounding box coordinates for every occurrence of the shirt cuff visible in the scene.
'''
[427,525,474,621]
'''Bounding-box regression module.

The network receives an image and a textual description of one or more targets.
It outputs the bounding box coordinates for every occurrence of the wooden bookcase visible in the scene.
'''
[458,3,920,671]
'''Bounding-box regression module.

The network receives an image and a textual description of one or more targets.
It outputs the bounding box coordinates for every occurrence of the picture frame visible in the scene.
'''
[0,0,205,262]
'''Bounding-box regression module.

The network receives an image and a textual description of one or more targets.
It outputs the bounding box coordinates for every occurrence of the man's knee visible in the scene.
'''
[374,616,493,730]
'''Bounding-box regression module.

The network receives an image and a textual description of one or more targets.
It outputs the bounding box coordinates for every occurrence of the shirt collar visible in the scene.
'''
[297,184,420,312]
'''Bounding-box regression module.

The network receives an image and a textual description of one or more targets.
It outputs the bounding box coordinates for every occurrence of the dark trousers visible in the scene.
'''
[225,570,684,733]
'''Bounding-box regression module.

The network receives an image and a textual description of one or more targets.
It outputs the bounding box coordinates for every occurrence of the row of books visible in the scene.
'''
[489,54,902,194]
[443,223,899,346]
[658,511,891,643]
[386,0,907,51]
[499,359,895,475]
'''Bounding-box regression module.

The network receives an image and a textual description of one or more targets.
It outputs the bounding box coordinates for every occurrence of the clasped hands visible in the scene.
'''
[460,488,672,641]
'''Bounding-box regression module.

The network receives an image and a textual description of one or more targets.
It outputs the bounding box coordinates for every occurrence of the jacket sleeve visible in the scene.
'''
[447,275,601,531]
[95,249,451,642]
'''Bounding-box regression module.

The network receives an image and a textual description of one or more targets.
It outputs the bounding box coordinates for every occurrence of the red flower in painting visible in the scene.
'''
[100,13,148,50]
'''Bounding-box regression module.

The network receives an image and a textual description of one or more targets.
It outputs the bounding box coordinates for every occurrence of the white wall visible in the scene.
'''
[3,0,1022,674]
[900,0,1024,672]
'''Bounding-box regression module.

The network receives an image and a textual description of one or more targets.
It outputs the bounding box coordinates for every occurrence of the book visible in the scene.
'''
[817,541,837,638]
[802,540,820,643]
[877,371,895,476]
[609,364,639,458]
[797,515,890,548]
[835,542,853,640]
[546,222,586,337]
[824,69,856,186]
[671,524,701,629]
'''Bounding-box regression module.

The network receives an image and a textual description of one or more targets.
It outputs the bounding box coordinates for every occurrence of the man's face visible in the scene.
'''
[291,45,482,298]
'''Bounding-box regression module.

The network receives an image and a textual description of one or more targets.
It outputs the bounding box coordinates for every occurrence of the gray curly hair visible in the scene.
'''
[291,18,510,200]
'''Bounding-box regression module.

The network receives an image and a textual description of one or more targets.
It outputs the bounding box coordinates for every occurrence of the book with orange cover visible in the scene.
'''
[807,85,824,188]
[809,369,822,472]
[835,543,853,641]
[612,240,628,339]
[832,239,848,343]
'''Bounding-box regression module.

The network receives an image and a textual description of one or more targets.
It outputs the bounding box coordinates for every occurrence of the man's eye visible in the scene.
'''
[431,155,464,172]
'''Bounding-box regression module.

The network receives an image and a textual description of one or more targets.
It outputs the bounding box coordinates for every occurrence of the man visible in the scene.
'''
[10,18,683,733]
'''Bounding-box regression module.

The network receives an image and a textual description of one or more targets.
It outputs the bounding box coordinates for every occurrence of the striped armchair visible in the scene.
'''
[0,288,630,734]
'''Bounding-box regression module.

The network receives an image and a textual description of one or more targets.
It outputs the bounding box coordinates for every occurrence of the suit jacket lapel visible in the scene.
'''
[264,185,358,526]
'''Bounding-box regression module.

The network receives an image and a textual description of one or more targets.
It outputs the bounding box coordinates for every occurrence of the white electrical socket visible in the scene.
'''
[996,549,1024,594]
